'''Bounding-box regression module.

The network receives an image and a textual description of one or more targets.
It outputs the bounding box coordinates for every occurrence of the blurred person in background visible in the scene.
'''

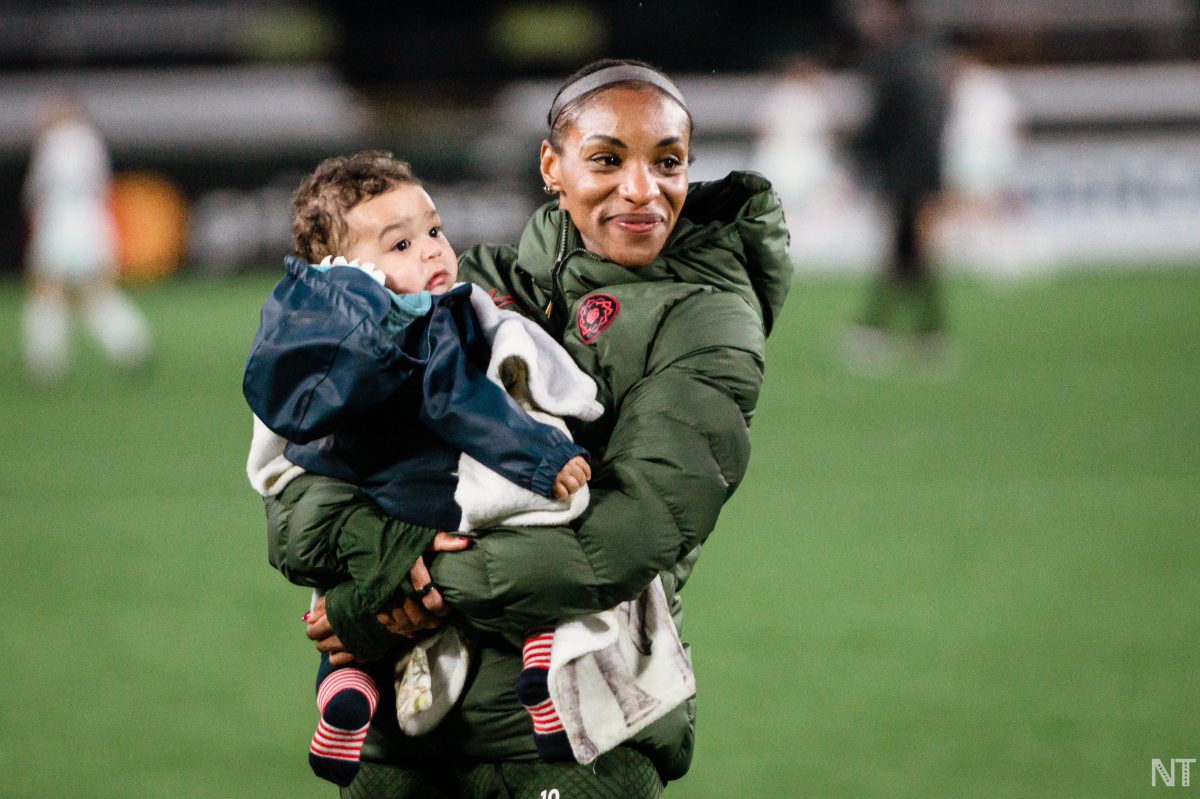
[847,0,951,365]
[752,55,840,217]
[21,94,153,384]
[262,58,791,798]
[751,54,854,265]
[943,51,1021,210]
[937,50,1025,273]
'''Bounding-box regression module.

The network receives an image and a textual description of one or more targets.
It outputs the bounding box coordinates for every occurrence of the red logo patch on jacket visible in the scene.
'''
[577,293,619,344]
[488,288,516,309]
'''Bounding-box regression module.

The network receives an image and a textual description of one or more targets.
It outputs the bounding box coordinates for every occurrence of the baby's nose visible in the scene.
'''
[420,239,443,259]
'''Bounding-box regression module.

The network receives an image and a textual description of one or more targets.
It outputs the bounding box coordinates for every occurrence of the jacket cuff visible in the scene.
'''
[352,521,440,612]
[529,441,589,499]
[324,581,402,662]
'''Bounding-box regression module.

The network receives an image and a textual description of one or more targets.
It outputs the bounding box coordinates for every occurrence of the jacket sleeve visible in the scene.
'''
[419,304,586,499]
[264,473,438,659]
[431,289,764,631]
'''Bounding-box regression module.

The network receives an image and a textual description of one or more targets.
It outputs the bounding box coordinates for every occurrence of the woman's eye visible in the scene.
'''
[661,156,683,170]
[394,239,410,252]
[592,154,620,167]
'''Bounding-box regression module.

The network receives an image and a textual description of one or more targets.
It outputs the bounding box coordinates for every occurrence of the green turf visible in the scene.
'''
[0,269,1196,798]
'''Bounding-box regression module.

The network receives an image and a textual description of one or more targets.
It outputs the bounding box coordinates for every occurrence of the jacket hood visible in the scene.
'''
[516,171,792,335]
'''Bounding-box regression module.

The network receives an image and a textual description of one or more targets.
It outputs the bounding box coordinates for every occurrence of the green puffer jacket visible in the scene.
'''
[263,171,791,780]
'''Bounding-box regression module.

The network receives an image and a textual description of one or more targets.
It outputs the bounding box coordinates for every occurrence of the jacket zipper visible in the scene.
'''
[545,217,604,331]
[544,220,570,321]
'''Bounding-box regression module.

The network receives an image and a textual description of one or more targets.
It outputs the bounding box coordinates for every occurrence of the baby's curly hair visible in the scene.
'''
[291,150,419,262]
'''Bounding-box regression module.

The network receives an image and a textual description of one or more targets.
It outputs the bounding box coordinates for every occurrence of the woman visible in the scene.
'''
[270,59,792,798]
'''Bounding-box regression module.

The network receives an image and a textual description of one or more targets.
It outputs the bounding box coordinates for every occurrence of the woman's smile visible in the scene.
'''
[608,212,665,235]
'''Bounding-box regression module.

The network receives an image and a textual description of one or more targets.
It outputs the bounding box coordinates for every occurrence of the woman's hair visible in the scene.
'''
[291,150,419,263]
[546,58,695,152]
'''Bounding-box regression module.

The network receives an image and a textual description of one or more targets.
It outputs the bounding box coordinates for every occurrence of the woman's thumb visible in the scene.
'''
[429,531,473,552]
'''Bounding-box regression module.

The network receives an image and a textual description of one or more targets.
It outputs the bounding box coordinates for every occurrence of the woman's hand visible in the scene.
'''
[306,532,472,665]
[553,456,592,500]
[304,596,355,667]
[376,532,472,634]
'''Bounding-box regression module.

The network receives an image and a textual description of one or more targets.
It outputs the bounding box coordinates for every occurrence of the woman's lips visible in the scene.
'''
[609,213,664,235]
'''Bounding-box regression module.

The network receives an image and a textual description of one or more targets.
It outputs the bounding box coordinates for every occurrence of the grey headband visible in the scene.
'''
[547,65,690,129]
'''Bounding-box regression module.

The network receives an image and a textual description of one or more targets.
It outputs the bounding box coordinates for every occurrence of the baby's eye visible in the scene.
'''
[429,226,441,238]
[394,239,410,252]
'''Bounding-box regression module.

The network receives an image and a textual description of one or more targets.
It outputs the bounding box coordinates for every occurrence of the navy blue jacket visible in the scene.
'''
[243,256,586,531]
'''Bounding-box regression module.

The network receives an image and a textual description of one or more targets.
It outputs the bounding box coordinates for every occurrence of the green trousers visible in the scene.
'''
[341,747,664,799]
[861,274,945,335]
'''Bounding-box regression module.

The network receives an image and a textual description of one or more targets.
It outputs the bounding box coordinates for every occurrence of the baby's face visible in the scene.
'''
[343,183,458,294]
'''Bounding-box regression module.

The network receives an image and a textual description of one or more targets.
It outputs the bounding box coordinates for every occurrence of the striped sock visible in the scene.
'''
[309,657,380,787]
[514,629,573,762]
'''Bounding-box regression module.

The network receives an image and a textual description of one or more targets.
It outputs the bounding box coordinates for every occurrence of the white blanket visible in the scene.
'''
[454,285,603,531]
[246,414,306,497]
[547,576,696,764]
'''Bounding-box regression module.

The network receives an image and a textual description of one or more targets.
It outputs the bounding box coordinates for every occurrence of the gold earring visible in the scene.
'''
[543,185,558,195]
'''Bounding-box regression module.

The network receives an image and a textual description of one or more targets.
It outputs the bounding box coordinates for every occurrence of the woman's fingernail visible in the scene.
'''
[301,611,311,622]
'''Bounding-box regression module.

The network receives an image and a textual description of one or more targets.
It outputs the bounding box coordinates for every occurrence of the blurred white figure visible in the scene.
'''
[943,54,1021,203]
[752,58,838,208]
[752,57,878,270]
[938,54,1027,275]
[22,95,153,382]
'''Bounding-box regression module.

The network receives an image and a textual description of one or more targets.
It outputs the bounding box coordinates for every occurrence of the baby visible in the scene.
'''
[243,151,595,785]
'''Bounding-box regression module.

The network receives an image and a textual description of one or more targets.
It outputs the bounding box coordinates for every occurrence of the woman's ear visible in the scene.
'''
[539,140,561,194]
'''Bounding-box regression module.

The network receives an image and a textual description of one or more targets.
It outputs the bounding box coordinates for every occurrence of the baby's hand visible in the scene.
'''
[553,456,591,500]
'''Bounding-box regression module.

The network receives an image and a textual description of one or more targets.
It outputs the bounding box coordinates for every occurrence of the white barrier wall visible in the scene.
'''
[775,131,1200,275]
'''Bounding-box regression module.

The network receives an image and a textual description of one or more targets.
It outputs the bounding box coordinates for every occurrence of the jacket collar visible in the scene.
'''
[516,205,641,302]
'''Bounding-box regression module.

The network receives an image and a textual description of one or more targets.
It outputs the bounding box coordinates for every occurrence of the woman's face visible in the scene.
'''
[540,86,690,268]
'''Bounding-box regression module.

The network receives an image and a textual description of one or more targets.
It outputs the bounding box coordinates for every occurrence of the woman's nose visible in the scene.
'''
[618,163,660,204]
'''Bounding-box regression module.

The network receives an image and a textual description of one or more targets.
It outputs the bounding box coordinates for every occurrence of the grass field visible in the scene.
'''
[1,268,1197,798]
